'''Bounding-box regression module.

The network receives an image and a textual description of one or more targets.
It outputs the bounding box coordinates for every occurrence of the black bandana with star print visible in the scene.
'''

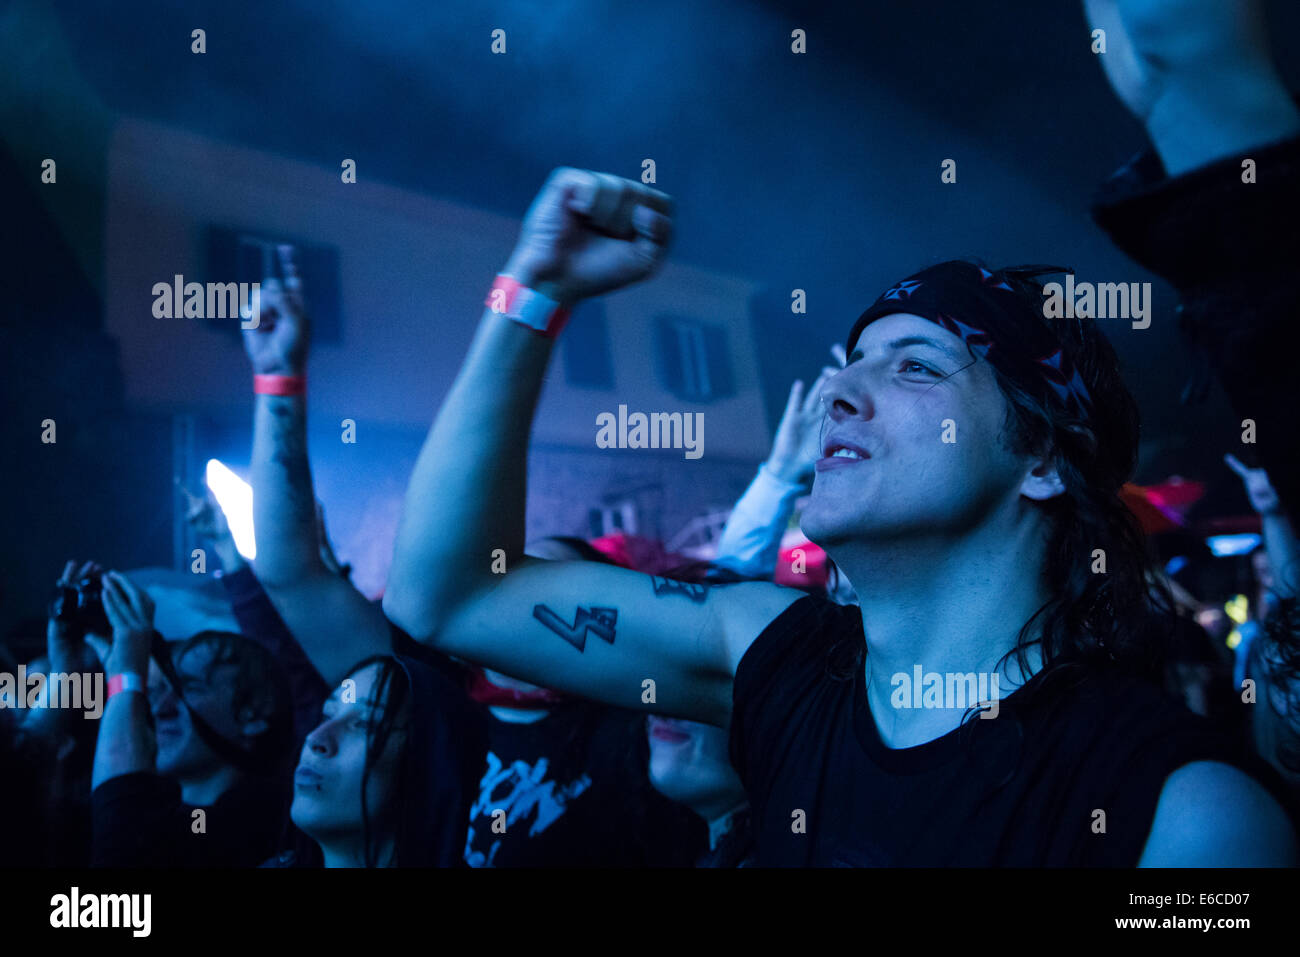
[845,261,1094,419]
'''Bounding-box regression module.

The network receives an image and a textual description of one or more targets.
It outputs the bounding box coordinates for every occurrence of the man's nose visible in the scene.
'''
[822,366,875,423]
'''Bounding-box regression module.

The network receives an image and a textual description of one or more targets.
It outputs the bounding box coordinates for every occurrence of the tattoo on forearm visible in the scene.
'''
[266,398,315,521]
[650,576,710,603]
[532,604,618,652]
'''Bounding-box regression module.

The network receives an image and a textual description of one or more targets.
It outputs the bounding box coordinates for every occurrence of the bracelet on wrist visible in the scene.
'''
[486,274,572,338]
[254,373,306,396]
[106,672,147,700]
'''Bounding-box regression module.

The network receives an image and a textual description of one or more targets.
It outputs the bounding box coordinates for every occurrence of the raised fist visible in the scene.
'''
[502,168,673,304]
[243,244,309,375]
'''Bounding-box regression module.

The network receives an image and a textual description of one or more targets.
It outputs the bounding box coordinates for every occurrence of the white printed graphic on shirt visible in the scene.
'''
[464,751,592,867]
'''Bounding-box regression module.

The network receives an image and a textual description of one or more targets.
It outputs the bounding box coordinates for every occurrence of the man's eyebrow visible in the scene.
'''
[885,335,964,362]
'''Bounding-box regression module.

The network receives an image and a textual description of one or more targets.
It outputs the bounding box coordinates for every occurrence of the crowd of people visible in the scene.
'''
[3,0,1300,868]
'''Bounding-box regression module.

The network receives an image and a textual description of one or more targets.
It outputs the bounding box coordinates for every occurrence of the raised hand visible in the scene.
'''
[178,479,231,542]
[48,559,100,657]
[242,244,309,375]
[1226,454,1282,517]
[100,571,155,676]
[767,366,839,485]
[178,479,245,572]
[502,168,673,304]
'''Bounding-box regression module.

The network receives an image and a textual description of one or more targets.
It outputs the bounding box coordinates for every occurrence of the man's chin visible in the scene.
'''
[799,508,851,550]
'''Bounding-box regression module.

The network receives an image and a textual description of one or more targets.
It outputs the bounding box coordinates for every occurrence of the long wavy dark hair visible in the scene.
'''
[1254,597,1300,775]
[349,654,411,868]
[978,265,1174,693]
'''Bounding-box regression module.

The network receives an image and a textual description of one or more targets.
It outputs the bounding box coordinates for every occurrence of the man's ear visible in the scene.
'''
[1020,455,1066,501]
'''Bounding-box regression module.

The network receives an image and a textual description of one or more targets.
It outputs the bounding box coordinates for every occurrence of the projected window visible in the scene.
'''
[654,315,734,401]
[589,500,639,537]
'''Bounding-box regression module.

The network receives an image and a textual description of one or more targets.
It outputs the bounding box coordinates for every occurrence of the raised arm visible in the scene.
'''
[90,572,157,790]
[716,360,837,578]
[243,246,390,684]
[384,168,797,727]
[1226,455,1298,600]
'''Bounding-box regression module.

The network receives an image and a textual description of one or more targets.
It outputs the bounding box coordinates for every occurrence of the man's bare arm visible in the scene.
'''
[384,169,798,725]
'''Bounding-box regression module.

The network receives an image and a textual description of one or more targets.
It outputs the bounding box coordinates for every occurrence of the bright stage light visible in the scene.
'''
[205,458,255,559]
[1205,533,1260,557]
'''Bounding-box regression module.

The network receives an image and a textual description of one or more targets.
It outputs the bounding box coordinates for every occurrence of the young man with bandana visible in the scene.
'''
[385,2,1299,865]
[384,184,1293,865]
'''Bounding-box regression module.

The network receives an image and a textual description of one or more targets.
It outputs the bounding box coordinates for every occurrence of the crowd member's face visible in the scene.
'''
[291,663,405,847]
[646,716,744,809]
[802,313,1037,551]
[150,641,253,779]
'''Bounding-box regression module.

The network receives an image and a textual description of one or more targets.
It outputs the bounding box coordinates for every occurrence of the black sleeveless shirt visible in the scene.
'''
[730,595,1261,866]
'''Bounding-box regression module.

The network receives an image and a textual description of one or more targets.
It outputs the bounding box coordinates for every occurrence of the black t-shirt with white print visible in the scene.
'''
[729,595,1268,866]
[465,701,704,868]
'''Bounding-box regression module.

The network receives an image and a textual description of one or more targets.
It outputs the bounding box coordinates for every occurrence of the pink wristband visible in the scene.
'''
[254,374,306,396]
[485,275,572,338]
[107,672,146,700]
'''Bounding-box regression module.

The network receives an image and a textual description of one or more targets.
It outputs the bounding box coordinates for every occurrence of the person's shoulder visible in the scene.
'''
[732,591,861,697]
[1139,761,1299,866]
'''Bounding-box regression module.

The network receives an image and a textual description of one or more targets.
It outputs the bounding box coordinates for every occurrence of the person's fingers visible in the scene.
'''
[1224,453,1249,477]
[782,380,806,422]
[558,169,603,217]
[830,344,848,367]
[278,245,306,315]
[101,576,128,628]
[562,170,672,232]
[175,477,204,509]
[632,205,672,245]
[631,181,673,216]
[104,572,138,619]
[58,560,76,586]
[108,572,149,621]
[278,245,301,288]
[627,230,672,280]
[803,369,836,414]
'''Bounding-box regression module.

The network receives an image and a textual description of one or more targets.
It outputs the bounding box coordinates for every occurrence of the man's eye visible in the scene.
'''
[899,359,937,376]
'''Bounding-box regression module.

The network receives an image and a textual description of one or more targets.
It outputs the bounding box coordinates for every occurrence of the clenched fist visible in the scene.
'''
[243,244,309,375]
[502,168,673,305]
